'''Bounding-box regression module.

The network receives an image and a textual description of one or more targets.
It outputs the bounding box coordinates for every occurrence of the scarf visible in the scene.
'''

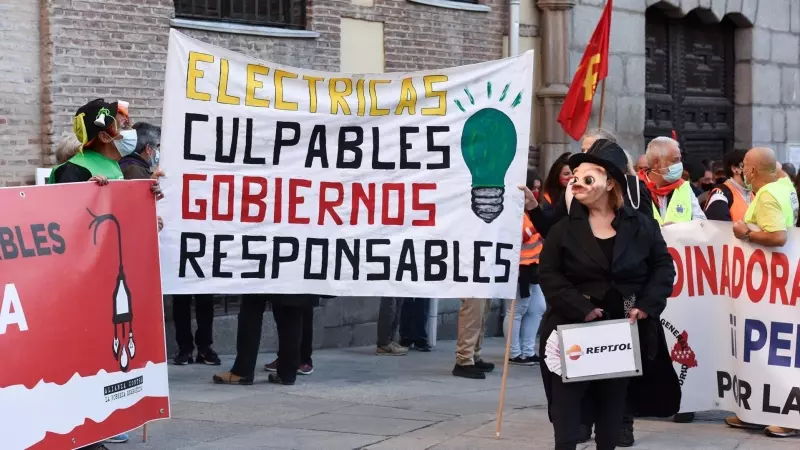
[639,170,684,208]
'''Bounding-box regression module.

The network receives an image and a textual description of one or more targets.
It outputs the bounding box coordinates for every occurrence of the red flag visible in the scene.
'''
[557,0,613,141]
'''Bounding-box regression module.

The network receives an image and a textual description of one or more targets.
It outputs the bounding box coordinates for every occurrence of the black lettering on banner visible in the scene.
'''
[215,117,238,163]
[30,223,50,256]
[495,242,512,282]
[242,235,267,279]
[399,127,421,169]
[424,240,448,281]
[337,126,363,169]
[334,239,360,280]
[366,239,391,281]
[737,376,752,409]
[0,227,18,259]
[184,113,208,161]
[242,118,264,164]
[763,384,782,414]
[213,235,234,278]
[396,239,418,281]
[304,238,329,280]
[179,232,206,278]
[271,236,299,278]
[717,371,732,399]
[14,226,35,258]
[783,387,800,415]
[453,241,468,282]
[305,125,329,168]
[586,348,594,354]
[426,126,450,169]
[371,126,394,170]
[274,121,301,165]
[48,222,65,254]
[473,241,492,283]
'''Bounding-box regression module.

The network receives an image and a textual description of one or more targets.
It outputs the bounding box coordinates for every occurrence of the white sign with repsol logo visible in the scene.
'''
[558,319,643,383]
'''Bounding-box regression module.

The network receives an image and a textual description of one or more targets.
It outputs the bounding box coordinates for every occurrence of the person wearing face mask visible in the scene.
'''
[119,122,160,180]
[704,150,752,222]
[541,152,574,211]
[640,137,706,225]
[535,139,679,450]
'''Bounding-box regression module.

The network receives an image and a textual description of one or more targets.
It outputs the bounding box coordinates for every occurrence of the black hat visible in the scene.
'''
[73,98,119,147]
[568,139,628,189]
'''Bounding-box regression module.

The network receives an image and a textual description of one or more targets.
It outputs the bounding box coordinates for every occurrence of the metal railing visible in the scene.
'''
[174,0,306,29]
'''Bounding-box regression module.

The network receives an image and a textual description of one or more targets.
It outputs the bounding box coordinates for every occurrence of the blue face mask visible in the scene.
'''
[114,129,138,157]
[150,148,160,169]
[662,162,683,183]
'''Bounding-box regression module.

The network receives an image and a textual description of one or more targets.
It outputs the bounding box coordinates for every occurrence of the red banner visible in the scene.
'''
[0,181,169,450]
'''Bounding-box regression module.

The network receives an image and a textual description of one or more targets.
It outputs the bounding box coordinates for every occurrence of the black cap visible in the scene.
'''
[73,98,119,146]
[568,139,628,189]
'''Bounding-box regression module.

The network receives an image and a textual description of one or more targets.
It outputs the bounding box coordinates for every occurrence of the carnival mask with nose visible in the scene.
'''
[571,163,613,206]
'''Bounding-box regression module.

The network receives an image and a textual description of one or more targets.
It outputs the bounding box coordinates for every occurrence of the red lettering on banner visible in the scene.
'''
[684,246,695,297]
[319,182,344,225]
[241,176,268,223]
[669,247,683,298]
[382,183,405,225]
[790,263,800,307]
[351,183,376,225]
[770,252,790,305]
[694,246,718,296]
[274,177,283,223]
[212,175,235,221]
[182,173,207,220]
[288,178,311,224]
[746,249,768,303]
[731,246,745,299]
[412,183,436,226]
[720,245,731,296]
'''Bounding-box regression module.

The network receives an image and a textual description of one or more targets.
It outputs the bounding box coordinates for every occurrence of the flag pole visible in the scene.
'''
[495,298,516,439]
[598,78,607,127]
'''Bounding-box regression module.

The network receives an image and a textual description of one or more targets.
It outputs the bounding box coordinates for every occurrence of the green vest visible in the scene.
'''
[744,179,798,228]
[47,150,124,184]
[652,182,693,225]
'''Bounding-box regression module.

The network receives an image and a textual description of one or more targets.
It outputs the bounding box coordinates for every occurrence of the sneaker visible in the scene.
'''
[452,364,486,379]
[577,424,592,443]
[474,359,495,373]
[196,347,221,365]
[376,342,409,356]
[509,356,534,366]
[399,339,414,348]
[264,358,278,372]
[618,427,634,447]
[673,412,695,423]
[173,350,193,365]
[105,433,129,444]
[297,363,314,375]
[725,415,763,429]
[527,355,542,364]
[414,341,432,352]
[764,426,800,438]
[268,373,295,385]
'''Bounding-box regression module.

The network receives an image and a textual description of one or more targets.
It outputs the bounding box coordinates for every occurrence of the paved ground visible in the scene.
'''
[126,338,797,449]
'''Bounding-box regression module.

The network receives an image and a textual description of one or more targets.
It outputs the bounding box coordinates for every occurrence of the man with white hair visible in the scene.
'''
[641,137,706,224]
[580,128,616,152]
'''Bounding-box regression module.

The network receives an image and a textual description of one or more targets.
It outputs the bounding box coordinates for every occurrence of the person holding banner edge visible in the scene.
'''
[726,147,799,439]
[536,139,680,450]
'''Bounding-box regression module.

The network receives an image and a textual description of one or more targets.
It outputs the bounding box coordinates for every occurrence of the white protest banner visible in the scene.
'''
[158,30,534,299]
[558,320,641,382]
[661,221,800,429]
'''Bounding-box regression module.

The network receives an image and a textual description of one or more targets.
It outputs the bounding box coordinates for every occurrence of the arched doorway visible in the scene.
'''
[644,7,736,164]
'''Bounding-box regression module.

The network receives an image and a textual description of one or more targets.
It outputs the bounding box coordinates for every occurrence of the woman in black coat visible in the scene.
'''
[536,140,679,450]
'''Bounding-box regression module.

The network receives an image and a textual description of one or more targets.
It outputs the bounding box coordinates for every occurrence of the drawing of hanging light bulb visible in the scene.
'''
[88,209,135,372]
[457,82,522,223]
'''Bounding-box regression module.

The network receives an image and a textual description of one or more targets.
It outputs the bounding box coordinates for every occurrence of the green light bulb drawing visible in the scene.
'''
[460,107,517,223]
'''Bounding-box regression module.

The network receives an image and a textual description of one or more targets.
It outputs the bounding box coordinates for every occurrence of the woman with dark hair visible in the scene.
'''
[532,139,679,450]
[542,152,573,210]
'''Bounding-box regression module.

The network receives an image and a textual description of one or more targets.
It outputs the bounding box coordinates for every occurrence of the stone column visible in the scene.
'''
[536,0,575,175]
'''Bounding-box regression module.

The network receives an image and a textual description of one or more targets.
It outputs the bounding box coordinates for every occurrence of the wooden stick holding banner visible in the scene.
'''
[598,78,607,127]
[142,424,148,442]
[495,298,516,439]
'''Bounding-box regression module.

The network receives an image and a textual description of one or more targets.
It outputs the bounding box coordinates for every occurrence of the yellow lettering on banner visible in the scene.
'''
[355,79,366,116]
[369,80,391,116]
[187,52,214,101]
[395,77,418,115]
[422,75,448,116]
[330,78,353,115]
[303,75,323,113]
[218,59,240,105]
[245,64,270,108]
[274,70,299,111]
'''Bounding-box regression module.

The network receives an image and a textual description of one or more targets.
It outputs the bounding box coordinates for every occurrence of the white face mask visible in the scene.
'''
[114,129,138,157]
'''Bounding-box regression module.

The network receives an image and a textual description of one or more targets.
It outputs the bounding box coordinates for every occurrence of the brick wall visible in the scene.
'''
[0,1,42,186]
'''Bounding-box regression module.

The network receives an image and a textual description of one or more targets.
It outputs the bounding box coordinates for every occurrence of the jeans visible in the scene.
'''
[377,297,403,347]
[399,298,429,345]
[173,294,215,351]
[503,284,546,358]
